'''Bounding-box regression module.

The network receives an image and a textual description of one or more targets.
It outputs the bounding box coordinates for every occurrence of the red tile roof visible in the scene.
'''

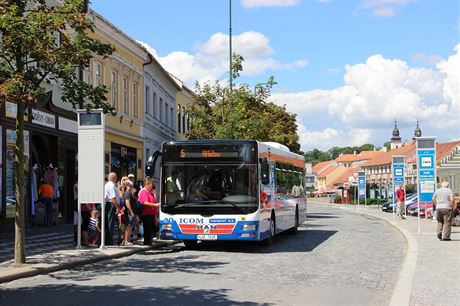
[329,166,362,186]
[318,165,340,178]
[363,142,416,167]
[312,160,334,174]
[436,141,460,164]
[335,151,384,163]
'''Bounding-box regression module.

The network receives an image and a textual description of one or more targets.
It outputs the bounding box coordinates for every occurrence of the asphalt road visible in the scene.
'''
[0,204,406,306]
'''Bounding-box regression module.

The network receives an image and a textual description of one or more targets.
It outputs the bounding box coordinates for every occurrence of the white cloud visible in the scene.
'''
[297,122,373,151]
[412,53,443,66]
[139,32,307,85]
[241,0,300,8]
[274,44,460,150]
[359,0,415,17]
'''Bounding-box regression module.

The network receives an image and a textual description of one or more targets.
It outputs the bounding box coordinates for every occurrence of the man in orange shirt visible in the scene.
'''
[39,179,54,226]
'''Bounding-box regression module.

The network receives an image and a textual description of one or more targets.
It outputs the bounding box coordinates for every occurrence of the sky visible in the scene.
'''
[90,0,460,151]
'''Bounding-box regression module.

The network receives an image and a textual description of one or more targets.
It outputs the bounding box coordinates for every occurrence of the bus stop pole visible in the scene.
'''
[100,201,105,248]
[76,201,82,248]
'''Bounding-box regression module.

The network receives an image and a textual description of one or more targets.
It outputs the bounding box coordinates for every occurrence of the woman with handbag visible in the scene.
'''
[138,177,159,245]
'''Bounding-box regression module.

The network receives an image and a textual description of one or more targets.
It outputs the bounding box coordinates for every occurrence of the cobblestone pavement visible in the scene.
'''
[0,204,405,306]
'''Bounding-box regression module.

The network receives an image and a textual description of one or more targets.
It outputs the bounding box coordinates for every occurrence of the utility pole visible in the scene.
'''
[229,0,233,94]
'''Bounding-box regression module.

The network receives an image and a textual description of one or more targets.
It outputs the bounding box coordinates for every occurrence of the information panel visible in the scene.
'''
[416,137,436,203]
[392,156,405,200]
[358,171,366,199]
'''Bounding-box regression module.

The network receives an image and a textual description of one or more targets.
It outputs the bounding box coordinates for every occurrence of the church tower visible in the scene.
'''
[413,119,422,139]
[391,120,402,149]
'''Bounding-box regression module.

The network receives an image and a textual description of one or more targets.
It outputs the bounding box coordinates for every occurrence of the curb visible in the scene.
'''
[0,240,180,284]
[309,201,417,306]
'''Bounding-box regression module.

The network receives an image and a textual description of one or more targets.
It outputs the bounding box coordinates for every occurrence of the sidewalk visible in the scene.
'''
[0,239,179,284]
[310,199,459,306]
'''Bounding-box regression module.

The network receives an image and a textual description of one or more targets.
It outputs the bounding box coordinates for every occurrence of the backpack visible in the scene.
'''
[133,200,144,216]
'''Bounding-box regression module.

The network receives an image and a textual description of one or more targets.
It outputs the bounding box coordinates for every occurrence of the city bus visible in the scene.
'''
[146,140,307,247]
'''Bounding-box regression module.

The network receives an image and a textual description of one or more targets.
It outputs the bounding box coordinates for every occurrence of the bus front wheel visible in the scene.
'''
[264,215,276,246]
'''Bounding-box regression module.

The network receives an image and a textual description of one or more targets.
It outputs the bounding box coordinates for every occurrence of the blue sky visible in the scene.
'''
[90,0,460,151]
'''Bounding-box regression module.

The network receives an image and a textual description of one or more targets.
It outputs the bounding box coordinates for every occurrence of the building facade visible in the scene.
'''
[143,55,181,186]
[89,11,148,184]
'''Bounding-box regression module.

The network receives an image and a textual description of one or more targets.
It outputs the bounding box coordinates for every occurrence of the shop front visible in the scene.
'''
[0,99,77,231]
[105,132,143,184]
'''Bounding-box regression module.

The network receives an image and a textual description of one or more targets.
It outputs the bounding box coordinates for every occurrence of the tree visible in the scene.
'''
[186,53,302,153]
[0,0,115,265]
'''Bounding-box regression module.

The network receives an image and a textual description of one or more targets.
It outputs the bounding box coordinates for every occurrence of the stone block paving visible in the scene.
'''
[336,203,459,306]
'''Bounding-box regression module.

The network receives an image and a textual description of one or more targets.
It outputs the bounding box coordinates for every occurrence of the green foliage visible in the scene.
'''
[186,53,302,154]
[304,149,332,166]
[0,0,115,113]
[0,0,115,264]
[405,183,416,194]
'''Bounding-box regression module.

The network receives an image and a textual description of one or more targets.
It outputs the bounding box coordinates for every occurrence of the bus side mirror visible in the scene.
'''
[260,157,270,185]
[146,151,161,178]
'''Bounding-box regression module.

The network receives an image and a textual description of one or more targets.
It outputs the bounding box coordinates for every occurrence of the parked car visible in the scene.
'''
[381,200,396,212]
[408,202,431,216]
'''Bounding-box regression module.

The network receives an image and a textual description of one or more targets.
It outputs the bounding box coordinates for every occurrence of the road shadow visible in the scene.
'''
[307,213,339,219]
[49,250,228,282]
[0,284,270,306]
[180,227,337,254]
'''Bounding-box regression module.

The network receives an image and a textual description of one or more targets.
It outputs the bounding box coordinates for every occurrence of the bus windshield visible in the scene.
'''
[162,163,258,215]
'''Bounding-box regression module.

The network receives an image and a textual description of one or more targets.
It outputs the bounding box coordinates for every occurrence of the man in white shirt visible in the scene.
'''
[432,181,454,241]
[104,172,120,245]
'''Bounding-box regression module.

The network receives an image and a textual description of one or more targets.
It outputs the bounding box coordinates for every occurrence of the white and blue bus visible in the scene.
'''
[146,140,307,247]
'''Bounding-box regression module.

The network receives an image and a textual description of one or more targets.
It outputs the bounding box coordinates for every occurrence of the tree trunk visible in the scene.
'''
[14,101,26,266]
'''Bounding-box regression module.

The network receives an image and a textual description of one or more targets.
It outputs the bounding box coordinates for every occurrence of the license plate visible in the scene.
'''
[197,235,218,240]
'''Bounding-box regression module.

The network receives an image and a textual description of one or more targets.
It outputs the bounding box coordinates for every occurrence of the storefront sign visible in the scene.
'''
[58,117,77,134]
[5,101,29,121]
[32,109,56,129]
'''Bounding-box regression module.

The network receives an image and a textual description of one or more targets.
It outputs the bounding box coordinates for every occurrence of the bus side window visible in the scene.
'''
[260,157,270,185]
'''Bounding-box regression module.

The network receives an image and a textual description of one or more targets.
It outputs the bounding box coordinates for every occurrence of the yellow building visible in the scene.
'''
[88,11,148,181]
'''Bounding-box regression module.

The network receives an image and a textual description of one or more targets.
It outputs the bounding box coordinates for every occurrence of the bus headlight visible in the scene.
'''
[161,224,172,230]
[242,224,256,231]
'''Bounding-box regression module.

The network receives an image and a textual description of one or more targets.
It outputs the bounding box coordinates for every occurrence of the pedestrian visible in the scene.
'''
[432,181,454,241]
[104,172,120,245]
[88,209,101,246]
[396,184,406,219]
[38,179,54,226]
[127,174,142,239]
[138,177,159,245]
[119,178,136,246]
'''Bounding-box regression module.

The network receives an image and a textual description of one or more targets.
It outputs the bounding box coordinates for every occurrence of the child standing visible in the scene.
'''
[88,209,101,246]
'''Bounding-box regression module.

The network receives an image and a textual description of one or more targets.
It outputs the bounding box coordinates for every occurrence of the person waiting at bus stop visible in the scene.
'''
[396,184,406,219]
[138,177,160,245]
[104,172,120,245]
